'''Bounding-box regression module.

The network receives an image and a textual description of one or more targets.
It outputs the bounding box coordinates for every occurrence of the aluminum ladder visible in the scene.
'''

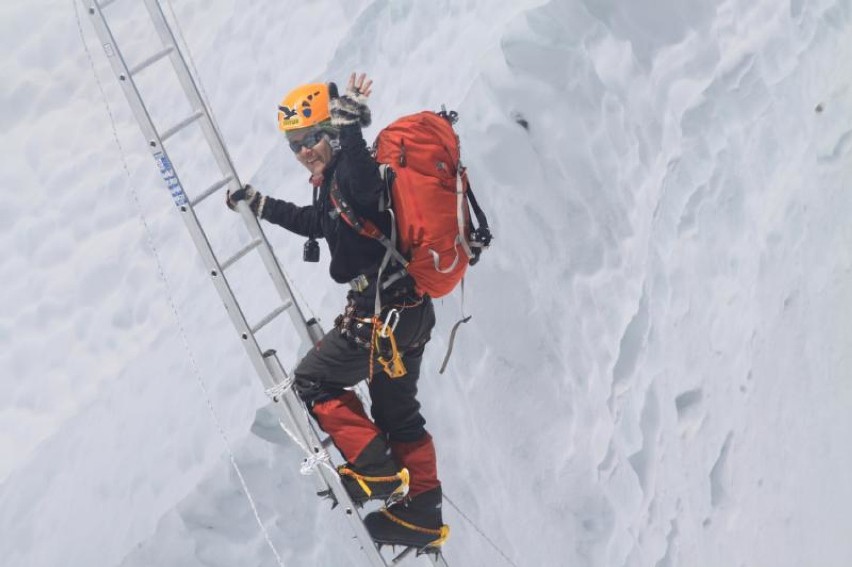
[81,1,448,565]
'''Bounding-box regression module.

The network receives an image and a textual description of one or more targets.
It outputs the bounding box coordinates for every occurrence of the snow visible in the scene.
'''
[2,0,851,566]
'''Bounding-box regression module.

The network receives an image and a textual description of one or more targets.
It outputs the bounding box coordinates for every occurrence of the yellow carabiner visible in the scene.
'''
[374,321,407,378]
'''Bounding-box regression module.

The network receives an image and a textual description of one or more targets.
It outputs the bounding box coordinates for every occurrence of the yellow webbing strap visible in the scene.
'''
[379,508,451,547]
[338,467,410,498]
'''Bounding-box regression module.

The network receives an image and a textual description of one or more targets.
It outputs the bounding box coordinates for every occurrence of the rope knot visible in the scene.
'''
[300,450,332,475]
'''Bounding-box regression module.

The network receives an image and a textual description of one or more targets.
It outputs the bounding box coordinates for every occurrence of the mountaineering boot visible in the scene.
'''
[337,436,409,505]
[311,392,408,504]
[364,486,449,549]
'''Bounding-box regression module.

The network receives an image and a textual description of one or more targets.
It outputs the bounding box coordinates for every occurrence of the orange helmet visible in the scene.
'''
[277,83,331,132]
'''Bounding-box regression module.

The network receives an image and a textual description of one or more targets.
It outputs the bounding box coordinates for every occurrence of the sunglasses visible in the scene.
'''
[288,130,326,153]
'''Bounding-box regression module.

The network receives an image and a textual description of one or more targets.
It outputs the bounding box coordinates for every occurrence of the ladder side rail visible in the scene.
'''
[264,353,390,567]
[141,0,238,190]
[85,0,318,467]
[140,0,316,351]
[83,1,277,387]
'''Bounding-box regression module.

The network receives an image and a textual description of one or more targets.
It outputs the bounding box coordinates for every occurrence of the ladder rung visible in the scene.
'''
[160,110,204,142]
[128,46,174,76]
[191,175,234,206]
[221,238,262,270]
[251,301,293,335]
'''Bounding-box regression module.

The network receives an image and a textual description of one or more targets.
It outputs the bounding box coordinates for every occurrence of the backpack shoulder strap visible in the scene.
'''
[328,176,409,268]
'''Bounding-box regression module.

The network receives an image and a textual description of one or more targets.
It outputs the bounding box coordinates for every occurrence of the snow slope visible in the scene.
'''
[1,0,851,566]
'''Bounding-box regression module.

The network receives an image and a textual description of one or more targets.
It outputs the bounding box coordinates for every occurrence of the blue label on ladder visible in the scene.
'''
[154,151,189,207]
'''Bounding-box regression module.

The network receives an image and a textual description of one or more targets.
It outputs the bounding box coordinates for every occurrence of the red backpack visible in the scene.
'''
[375,110,490,297]
[331,110,491,299]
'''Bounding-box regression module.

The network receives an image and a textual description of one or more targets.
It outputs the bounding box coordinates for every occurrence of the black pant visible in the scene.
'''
[294,295,436,443]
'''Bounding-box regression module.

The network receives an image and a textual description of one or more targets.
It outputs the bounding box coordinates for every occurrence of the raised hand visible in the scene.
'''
[329,72,373,128]
[346,72,373,99]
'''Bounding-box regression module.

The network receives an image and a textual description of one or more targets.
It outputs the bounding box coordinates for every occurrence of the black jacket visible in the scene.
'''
[260,124,399,288]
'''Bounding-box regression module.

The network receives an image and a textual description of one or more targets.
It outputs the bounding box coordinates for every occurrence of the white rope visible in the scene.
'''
[264,376,295,401]
[73,4,286,566]
[272,416,335,476]
[262,379,336,475]
[260,374,338,476]
[300,451,334,476]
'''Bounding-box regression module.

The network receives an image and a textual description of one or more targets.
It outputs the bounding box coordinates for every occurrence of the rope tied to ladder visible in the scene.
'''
[300,451,333,475]
[264,376,295,401]
[260,376,338,477]
[264,405,335,477]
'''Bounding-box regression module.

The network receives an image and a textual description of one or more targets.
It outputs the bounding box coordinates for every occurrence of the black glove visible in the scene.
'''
[329,81,372,128]
[226,184,266,218]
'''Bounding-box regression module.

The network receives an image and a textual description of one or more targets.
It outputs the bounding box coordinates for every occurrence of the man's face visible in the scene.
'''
[288,128,333,176]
